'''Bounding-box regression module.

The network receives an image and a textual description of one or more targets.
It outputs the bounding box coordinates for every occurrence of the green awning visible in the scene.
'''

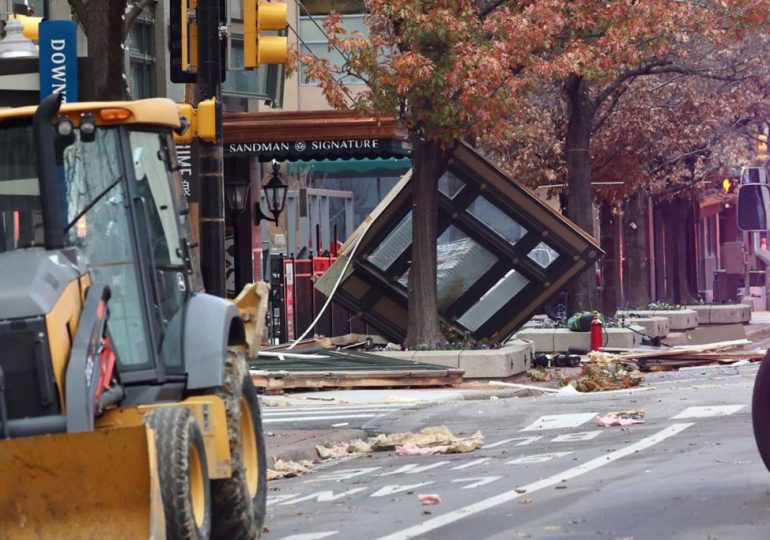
[288,157,411,177]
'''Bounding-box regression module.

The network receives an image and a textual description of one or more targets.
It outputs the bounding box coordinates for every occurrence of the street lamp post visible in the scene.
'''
[255,160,288,225]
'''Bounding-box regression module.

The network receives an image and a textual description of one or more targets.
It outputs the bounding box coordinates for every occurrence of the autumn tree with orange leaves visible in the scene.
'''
[298,0,544,347]
[298,0,770,345]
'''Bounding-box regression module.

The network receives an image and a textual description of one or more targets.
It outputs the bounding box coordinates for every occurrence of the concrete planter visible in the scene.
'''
[686,304,752,325]
[373,340,534,379]
[616,309,698,331]
[514,327,642,353]
[617,316,669,338]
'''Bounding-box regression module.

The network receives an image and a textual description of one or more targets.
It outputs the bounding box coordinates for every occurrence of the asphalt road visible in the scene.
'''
[264,362,770,540]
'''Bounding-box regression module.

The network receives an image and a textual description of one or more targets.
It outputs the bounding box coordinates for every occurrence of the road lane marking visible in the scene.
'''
[520,413,597,431]
[506,452,573,464]
[278,533,338,540]
[267,494,298,506]
[264,405,414,416]
[278,488,366,506]
[264,414,380,423]
[311,467,382,482]
[552,430,602,442]
[451,458,491,470]
[452,476,502,489]
[485,435,541,449]
[380,462,449,476]
[376,423,694,540]
[370,482,434,497]
[671,405,744,419]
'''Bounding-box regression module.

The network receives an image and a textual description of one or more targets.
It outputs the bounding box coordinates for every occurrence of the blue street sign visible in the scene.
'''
[38,20,78,102]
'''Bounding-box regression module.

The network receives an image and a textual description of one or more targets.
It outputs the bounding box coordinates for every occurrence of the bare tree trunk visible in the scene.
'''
[69,0,128,101]
[661,200,678,304]
[674,196,697,304]
[405,137,447,349]
[600,202,619,316]
[564,74,598,314]
[653,200,666,303]
[624,189,651,307]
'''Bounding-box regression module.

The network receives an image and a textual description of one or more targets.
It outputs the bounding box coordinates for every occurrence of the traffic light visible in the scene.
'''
[8,14,42,40]
[169,0,227,83]
[721,177,738,194]
[173,99,218,145]
[243,1,288,68]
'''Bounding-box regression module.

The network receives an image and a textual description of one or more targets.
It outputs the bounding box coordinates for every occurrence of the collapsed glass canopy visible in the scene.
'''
[315,142,602,343]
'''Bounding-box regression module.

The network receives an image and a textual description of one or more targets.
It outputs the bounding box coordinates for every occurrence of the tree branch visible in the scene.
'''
[125,0,153,35]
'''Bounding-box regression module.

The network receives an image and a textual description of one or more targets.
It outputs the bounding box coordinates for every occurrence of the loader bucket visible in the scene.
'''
[0,426,165,539]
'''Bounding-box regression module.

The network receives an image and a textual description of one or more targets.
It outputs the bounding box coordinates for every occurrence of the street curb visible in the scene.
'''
[747,325,770,344]
[266,428,366,464]
[459,388,541,400]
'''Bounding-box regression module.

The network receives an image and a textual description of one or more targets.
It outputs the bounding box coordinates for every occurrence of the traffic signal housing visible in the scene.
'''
[173,99,218,145]
[721,177,738,194]
[243,1,288,68]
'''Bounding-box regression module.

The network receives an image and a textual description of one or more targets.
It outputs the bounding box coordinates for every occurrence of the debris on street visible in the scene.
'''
[315,425,484,459]
[267,458,314,480]
[418,494,442,505]
[595,409,646,427]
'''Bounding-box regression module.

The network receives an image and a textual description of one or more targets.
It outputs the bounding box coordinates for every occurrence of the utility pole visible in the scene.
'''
[196,0,225,297]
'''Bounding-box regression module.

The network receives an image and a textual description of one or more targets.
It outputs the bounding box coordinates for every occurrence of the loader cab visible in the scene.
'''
[0,100,201,389]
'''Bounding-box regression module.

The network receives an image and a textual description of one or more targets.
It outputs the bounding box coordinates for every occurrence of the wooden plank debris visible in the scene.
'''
[249,347,464,392]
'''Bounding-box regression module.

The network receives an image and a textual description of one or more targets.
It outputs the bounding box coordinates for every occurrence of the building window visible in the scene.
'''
[128,15,156,99]
[222,39,272,99]
[298,0,367,86]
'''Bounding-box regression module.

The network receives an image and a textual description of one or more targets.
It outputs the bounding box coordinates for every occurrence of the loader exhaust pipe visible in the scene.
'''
[33,92,65,250]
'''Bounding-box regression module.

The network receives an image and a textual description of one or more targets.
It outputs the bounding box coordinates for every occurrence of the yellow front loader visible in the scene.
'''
[0,94,266,539]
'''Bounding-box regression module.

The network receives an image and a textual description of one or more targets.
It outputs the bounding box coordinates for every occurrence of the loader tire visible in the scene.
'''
[145,407,212,540]
[209,348,267,539]
[753,353,770,472]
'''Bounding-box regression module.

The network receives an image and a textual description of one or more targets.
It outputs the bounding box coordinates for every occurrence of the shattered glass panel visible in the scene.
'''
[368,212,412,270]
[467,196,527,245]
[528,241,559,268]
[438,170,464,199]
[399,226,497,310]
[458,269,529,331]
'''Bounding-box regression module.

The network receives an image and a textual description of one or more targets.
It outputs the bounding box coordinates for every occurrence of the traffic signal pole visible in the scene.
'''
[196,0,225,297]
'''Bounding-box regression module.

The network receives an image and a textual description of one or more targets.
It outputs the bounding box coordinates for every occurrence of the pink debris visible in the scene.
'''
[595,416,645,427]
[418,494,442,505]
[396,443,445,456]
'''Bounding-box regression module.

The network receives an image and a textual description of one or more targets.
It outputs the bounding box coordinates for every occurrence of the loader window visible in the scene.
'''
[129,130,188,368]
[60,128,153,368]
[0,124,44,250]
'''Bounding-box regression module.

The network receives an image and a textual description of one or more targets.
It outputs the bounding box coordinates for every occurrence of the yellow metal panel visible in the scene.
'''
[257,35,288,65]
[8,14,41,40]
[174,103,197,145]
[97,395,233,479]
[181,0,190,71]
[190,0,199,71]
[258,2,287,30]
[244,0,258,69]
[44,278,83,410]
[0,427,165,539]
[197,98,217,143]
[0,98,182,130]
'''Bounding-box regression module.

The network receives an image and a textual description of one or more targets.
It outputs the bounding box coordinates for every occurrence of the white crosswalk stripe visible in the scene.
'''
[262,404,415,426]
[520,413,597,431]
[671,405,745,419]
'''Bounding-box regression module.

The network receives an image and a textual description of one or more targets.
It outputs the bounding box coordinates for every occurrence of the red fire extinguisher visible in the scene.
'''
[590,317,603,351]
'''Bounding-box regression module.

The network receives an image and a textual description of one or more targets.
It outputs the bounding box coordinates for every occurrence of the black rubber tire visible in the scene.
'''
[209,348,268,539]
[145,407,211,540]
[753,353,770,472]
